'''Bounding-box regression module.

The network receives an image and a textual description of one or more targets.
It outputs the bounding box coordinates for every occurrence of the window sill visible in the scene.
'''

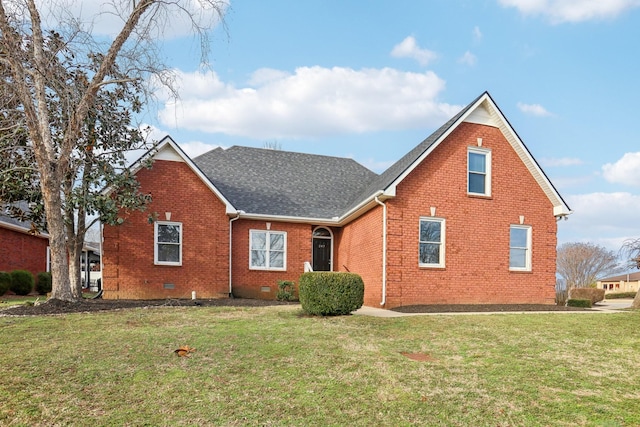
[155,262,182,267]
[467,193,492,200]
[249,267,287,272]
[509,269,532,273]
[419,265,446,270]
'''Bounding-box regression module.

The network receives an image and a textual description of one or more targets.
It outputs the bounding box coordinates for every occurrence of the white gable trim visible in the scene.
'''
[383,93,571,217]
[132,136,237,215]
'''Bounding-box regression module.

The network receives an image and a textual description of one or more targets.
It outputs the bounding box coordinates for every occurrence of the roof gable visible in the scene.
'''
[134,136,236,214]
[343,91,571,219]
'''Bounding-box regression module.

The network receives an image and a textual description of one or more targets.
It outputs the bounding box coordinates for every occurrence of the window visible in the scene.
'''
[419,218,445,268]
[155,221,182,265]
[509,225,531,271]
[250,230,286,270]
[468,148,491,196]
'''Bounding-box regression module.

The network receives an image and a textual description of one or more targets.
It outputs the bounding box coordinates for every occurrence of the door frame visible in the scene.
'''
[312,226,334,272]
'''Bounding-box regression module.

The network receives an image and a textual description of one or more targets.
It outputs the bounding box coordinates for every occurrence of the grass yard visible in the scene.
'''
[1,306,639,426]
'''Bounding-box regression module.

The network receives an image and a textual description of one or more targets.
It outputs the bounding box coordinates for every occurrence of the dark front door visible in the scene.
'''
[312,237,331,271]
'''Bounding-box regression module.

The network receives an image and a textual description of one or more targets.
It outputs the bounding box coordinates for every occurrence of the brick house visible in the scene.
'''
[0,213,49,278]
[102,92,571,308]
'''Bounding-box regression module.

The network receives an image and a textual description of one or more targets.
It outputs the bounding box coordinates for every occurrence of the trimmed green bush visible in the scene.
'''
[10,270,34,296]
[35,272,52,295]
[299,272,364,316]
[568,287,605,304]
[0,271,10,296]
[276,280,296,301]
[605,292,637,299]
[567,298,592,308]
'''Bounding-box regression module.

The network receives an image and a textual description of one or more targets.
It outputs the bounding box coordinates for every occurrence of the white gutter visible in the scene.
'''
[374,195,387,307]
[228,211,243,296]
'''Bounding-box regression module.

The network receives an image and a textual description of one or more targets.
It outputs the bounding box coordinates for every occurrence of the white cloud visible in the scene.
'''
[34,0,228,39]
[179,141,222,158]
[157,67,461,139]
[140,124,221,158]
[498,0,640,23]
[559,192,640,250]
[540,157,583,167]
[458,51,477,66]
[390,36,438,66]
[602,152,640,186]
[517,102,553,117]
[357,158,396,173]
[473,26,483,42]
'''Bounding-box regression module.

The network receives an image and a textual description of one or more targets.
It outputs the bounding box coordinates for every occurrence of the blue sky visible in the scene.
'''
[62,0,640,253]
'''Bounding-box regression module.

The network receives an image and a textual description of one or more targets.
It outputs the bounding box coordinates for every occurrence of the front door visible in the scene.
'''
[312,227,332,271]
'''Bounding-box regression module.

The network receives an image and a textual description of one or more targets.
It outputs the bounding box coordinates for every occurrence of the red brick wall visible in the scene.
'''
[230,220,312,299]
[383,122,557,308]
[0,226,48,278]
[102,159,230,299]
[336,207,384,307]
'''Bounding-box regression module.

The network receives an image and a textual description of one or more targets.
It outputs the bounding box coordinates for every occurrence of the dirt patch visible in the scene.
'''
[400,352,437,362]
[0,297,296,316]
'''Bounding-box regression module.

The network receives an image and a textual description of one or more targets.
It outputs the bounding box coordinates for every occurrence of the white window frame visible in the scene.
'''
[468,147,492,197]
[154,221,182,266]
[249,230,287,271]
[509,225,532,271]
[419,217,445,268]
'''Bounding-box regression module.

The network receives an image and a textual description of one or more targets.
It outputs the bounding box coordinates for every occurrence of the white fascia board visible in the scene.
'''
[0,220,50,239]
[232,212,340,226]
[481,98,572,217]
[336,190,393,225]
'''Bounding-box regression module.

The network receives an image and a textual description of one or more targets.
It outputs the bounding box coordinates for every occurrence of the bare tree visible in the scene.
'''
[263,140,282,150]
[556,242,621,290]
[619,238,640,309]
[0,0,226,302]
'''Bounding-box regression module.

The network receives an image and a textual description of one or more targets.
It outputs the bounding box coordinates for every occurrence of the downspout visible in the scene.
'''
[228,211,243,297]
[374,195,387,306]
[99,223,104,293]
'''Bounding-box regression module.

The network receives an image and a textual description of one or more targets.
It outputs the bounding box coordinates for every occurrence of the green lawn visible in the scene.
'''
[1,306,639,426]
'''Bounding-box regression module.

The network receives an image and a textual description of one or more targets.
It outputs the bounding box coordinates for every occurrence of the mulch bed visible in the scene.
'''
[1,298,590,317]
[0,297,297,316]
[392,304,589,313]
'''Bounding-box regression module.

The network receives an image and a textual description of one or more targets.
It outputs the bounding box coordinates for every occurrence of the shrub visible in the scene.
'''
[605,292,637,299]
[10,270,34,296]
[567,298,592,308]
[0,272,10,296]
[299,272,364,316]
[569,287,605,304]
[276,280,296,301]
[35,272,52,295]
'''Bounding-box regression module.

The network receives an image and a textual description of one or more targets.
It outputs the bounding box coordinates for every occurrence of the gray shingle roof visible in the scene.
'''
[193,146,378,218]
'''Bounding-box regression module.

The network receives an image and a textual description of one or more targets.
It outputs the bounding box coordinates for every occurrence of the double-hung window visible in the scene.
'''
[155,221,182,266]
[250,230,286,270]
[419,217,445,268]
[509,225,531,271]
[468,148,491,196]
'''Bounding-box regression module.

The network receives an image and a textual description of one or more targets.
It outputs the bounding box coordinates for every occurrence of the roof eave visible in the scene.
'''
[0,220,50,239]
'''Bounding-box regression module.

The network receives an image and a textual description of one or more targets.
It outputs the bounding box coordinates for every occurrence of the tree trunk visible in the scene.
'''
[632,290,640,309]
[42,180,74,301]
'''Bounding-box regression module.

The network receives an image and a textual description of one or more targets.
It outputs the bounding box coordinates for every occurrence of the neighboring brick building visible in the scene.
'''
[0,215,49,278]
[102,92,571,308]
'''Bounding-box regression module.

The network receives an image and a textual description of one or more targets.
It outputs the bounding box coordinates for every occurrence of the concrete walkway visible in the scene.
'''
[354,299,635,317]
